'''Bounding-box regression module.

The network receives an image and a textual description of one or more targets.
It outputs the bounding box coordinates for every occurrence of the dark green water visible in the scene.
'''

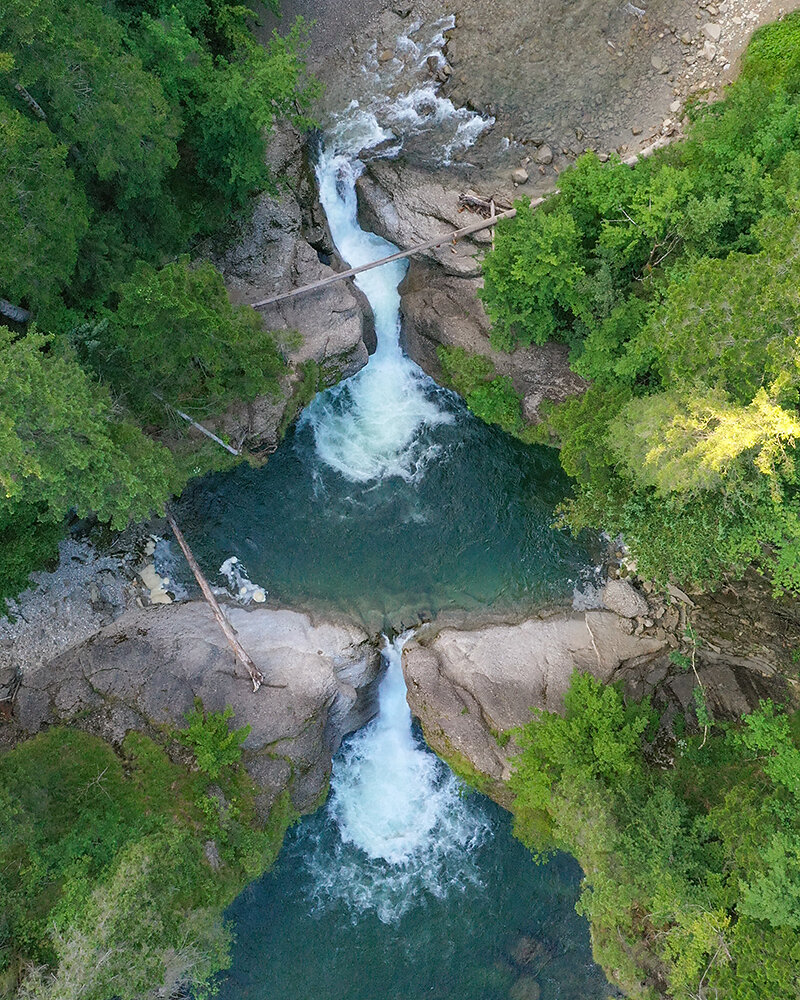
[174,386,590,629]
[217,785,611,1000]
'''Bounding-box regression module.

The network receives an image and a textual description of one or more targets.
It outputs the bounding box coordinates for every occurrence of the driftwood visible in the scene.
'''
[1,299,31,324]
[250,208,518,310]
[14,82,47,120]
[164,508,281,692]
[458,192,513,216]
[152,392,241,456]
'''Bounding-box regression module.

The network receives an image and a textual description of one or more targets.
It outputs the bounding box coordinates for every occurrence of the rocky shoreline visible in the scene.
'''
[5,564,796,818]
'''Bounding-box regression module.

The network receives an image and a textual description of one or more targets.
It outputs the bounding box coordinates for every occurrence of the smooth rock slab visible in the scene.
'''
[14,602,381,815]
[602,578,649,618]
[402,610,665,796]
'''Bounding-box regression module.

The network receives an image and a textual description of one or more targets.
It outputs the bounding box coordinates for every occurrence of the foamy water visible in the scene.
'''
[297,22,495,920]
[303,637,491,923]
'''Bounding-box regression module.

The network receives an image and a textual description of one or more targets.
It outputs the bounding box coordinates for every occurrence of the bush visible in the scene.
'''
[177,699,251,779]
[438,345,523,433]
[0,714,290,998]
[509,672,800,999]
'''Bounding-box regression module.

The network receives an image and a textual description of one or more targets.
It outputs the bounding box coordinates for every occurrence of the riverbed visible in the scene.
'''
[183,20,611,999]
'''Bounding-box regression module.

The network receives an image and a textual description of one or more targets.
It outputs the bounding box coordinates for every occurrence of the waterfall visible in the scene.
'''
[300,151,451,483]
[295,24,496,922]
[303,637,491,924]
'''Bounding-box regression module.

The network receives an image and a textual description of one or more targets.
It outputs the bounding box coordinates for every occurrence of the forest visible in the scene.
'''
[466,13,800,596]
[1,0,316,606]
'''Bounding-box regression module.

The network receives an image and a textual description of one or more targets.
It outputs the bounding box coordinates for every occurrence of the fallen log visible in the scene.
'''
[164,508,283,692]
[250,207,519,310]
[152,392,241,456]
[1,299,31,324]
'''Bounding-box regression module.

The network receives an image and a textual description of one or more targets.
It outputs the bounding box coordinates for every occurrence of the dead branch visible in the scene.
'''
[164,508,284,692]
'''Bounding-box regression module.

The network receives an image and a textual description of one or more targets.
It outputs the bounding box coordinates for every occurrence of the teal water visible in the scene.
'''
[181,21,612,1000]
[174,393,589,629]
[217,747,611,1000]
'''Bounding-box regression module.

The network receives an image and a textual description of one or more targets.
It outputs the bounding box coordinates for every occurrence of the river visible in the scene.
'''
[177,18,611,1000]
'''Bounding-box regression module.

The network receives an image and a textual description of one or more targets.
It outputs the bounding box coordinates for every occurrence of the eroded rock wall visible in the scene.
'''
[402,609,666,803]
[204,126,376,456]
[14,602,382,816]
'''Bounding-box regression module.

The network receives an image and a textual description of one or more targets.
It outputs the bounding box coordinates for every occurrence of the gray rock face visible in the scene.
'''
[357,159,488,278]
[402,610,666,798]
[208,126,375,453]
[354,157,586,423]
[14,602,381,815]
[398,258,587,422]
[602,578,649,619]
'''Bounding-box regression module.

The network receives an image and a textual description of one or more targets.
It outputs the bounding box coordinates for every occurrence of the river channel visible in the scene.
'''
[177,18,613,1000]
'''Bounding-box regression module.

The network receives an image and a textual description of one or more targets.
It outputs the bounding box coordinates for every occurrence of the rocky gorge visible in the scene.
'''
[5,0,800,863]
[5,4,800,998]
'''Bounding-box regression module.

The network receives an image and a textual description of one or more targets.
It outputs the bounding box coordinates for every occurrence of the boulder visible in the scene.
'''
[14,602,382,816]
[602,578,649,618]
[402,610,666,797]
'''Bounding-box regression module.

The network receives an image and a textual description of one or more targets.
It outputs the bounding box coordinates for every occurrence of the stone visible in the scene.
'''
[702,40,717,60]
[670,99,682,113]
[512,167,530,184]
[204,840,221,871]
[14,603,382,815]
[680,31,693,43]
[602,578,649,618]
[379,49,395,62]
[651,54,665,72]
[702,21,722,41]
[213,125,374,452]
[631,125,643,135]
[667,583,697,607]
[534,144,554,164]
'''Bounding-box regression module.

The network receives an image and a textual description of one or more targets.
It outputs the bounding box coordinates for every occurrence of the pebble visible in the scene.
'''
[702,21,722,41]
[670,99,682,112]
[702,40,717,60]
[631,125,643,135]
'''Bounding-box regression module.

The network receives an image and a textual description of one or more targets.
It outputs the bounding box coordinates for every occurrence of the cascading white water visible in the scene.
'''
[301,151,451,483]
[305,636,491,924]
[297,21,495,922]
[299,14,492,484]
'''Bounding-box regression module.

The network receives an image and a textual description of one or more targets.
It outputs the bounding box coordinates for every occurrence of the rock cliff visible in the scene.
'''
[13,602,382,817]
[402,609,666,803]
[205,126,376,456]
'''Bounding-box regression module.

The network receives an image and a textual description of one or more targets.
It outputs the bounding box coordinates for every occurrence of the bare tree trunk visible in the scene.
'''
[250,207,521,309]
[164,508,283,692]
[1,299,31,324]
[152,392,241,456]
[14,83,47,120]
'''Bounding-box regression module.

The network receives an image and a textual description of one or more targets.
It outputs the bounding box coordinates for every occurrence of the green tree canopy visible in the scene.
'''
[0,97,88,312]
[92,257,286,421]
